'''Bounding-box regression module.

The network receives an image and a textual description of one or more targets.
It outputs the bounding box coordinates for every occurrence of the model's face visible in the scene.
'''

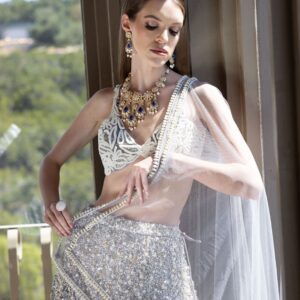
[122,0,184,67]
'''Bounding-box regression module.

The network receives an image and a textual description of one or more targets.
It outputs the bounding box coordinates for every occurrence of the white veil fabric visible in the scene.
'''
[144,76,280,299]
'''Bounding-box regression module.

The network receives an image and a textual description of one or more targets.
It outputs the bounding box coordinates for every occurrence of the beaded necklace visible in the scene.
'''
[118,68,170,131]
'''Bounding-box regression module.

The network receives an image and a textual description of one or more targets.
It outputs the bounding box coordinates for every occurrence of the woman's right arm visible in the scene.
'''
[39,87,114,236]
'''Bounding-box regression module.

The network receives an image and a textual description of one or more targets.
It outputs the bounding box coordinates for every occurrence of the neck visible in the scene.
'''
[128,59,168,92]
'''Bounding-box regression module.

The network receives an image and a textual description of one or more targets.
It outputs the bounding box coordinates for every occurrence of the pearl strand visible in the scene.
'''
[152,77,198,180]
[148,75,189,180]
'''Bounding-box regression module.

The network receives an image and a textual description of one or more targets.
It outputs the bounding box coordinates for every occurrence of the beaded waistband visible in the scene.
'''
[96,214,182,238]
[73,200,202,243]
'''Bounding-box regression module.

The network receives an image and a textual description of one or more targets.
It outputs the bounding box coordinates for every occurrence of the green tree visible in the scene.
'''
[0,1,92,299]
[0,210,23,225]
[0,0,80,26]
[0,51,85,114]
[29,6,63,45]
[0,48,93,220]
[0,0,35,25]
[29,0,82,46]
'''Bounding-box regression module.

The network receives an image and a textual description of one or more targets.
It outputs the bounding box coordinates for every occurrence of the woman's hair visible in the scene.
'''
[118,0,189,83]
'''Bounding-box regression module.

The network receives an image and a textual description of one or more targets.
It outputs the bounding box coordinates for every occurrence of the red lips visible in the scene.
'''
[150,48,168,56]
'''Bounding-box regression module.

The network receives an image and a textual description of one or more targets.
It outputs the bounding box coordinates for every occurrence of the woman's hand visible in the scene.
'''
[118,156,153,204]
[43,203,73,237]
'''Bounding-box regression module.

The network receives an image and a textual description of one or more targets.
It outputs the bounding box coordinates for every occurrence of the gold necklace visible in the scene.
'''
[118,68,170,131]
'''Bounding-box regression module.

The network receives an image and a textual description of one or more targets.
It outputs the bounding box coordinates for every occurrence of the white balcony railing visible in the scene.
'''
[0,224,52,300]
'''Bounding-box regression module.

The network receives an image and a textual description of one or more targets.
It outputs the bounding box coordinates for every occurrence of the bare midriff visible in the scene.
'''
[93,159,193,226]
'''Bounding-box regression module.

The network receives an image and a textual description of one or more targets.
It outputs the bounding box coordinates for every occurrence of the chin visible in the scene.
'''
[147,57,168,68]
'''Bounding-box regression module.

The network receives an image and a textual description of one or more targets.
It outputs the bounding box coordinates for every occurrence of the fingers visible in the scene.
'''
[118,182,136,206]
[118,165,150,205]
[117,184,127,198]
[45,209,68,236]
[62,209,73,228]
[44,203,73,237]
[127,179,135,204]
[135,172,143,204]
[131,169,149,204]
[50,204,72,233]
[140,171,149,200]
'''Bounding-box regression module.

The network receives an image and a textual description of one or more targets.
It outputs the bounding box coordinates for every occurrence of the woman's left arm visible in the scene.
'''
[170,82,264,200]
[170,153,263,200]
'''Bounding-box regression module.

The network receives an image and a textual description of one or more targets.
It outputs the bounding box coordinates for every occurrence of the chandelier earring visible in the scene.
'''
[169,53,176,69]
[125,31,133,59]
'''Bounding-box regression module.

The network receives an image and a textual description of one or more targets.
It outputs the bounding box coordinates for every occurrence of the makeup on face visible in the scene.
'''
[150,48,168,56]
[125,0,184,65]
[144,15,182,37]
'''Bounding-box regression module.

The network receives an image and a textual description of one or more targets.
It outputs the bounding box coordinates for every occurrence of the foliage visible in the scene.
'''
[0,209,23,225]
[0,49,95,221]
[0,51,85,115]
[0,0,82,46]
[0,2,94,222]
[0,0,35,25]
[0,1,96,298]
[0,0,80,24]
[30,4,82,46]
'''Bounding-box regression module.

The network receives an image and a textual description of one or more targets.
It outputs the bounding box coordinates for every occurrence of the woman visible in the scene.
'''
[40,0,280,299]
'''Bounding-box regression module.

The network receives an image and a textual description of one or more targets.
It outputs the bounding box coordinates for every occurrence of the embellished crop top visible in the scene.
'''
[98,85,162,176]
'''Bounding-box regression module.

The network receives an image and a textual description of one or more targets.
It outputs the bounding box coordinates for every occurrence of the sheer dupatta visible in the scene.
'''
[148,77,280,300]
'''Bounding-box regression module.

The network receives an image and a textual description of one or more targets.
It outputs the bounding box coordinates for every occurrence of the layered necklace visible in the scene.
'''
[117,68,170,131]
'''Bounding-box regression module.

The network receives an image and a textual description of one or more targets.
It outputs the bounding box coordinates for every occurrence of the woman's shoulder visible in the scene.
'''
[86,86,118,121]
[187,77,223,97]
[171,71,225,102]
[89,86,115,104]
[186,77,230,111]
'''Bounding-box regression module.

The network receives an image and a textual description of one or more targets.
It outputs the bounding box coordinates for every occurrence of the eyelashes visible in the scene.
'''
[145,24,157,31]
[145,24,180,37]
[169,29,180,36]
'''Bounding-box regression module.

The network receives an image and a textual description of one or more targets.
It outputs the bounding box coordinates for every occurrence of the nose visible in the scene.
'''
[156,29,168,44]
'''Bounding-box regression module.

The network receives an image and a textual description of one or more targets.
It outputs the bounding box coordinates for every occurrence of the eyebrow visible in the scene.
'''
[144,15,183,25]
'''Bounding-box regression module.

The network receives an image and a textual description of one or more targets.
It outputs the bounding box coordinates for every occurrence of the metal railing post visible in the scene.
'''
[40,227,53,300]
[7,229,22,300]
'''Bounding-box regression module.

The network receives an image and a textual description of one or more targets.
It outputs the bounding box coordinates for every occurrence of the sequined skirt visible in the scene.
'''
[51,206,198,300]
